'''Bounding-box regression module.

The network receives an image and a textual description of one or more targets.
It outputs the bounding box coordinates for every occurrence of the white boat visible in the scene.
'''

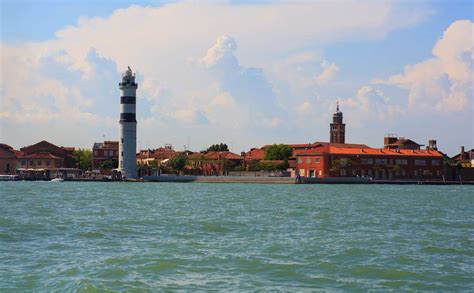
[51,178,64,182]
[0,175,19,181]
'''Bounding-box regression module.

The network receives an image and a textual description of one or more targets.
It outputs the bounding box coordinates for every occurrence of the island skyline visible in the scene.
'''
[1,0,473,156]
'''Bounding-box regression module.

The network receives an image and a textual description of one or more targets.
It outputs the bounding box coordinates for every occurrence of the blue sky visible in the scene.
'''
[1,0,473,155]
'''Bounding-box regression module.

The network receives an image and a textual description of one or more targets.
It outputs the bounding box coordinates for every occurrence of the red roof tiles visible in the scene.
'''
[296,145,443,157]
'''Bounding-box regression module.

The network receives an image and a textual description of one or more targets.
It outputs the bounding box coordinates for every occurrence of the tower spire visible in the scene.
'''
[330,101,345,144]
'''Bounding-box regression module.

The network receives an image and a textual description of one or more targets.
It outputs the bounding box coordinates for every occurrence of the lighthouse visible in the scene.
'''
[118,66,138,179]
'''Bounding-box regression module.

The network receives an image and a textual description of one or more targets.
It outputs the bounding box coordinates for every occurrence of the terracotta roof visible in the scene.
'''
[245,148,265,160]
[0,143,20,158]
[296,145,443,157]
[153,148,176,159]
[390,138,421,146]
[204,151,243,160]
[451,149,474,161]
[61,147,75,151]
[19,152,62,159]
[187,153,206,160]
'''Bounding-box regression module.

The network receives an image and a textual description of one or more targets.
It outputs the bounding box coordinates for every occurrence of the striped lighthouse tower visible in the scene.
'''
[118,66,138,179]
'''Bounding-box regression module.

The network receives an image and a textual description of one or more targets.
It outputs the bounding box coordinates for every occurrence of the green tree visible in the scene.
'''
[169,154,187,173]
[207,143,229,152]
[99,159,116,170]
[73,148,92,171]
[264,144,293,160]
[257,160,289,171]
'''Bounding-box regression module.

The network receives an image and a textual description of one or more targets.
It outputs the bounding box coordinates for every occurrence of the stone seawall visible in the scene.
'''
[143,175,295,184]
[142,175,474,185]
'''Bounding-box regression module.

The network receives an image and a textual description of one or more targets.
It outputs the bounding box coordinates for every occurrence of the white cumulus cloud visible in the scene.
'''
[375,20,473,113]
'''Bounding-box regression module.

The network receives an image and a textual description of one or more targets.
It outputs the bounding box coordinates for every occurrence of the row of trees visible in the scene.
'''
[207,143,229,152]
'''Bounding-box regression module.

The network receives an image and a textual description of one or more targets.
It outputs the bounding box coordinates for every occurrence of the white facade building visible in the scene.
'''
[118,67,138,179]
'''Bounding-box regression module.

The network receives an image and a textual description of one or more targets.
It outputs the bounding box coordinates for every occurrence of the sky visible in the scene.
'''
[0,0,473,156]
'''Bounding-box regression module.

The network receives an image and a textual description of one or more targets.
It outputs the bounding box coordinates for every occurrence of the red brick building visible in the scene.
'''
[187,151,243,175]
[296,144,444,180]
[92,141,119,169]
[19,140,75,168]
[0,144,20,174]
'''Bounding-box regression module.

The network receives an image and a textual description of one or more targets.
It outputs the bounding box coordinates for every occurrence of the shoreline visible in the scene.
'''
[4,176,473,185]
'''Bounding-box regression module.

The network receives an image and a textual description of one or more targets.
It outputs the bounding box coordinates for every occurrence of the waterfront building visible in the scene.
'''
[19,140,75,168]
[92,141,119,169]
[15,140,80,179]
[295,144,444,179]
[136,145,176,167]
[187,151,243,176]
[118,66,138,179]
[0,144,20,174]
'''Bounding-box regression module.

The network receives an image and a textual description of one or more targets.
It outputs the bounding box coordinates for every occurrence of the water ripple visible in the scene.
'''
[1,182,473,290]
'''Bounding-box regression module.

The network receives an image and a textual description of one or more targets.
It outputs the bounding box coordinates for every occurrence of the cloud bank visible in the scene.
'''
[2,1,470,154]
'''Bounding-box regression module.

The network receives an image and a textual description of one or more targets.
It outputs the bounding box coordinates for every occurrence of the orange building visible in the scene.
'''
[296,144,444,180]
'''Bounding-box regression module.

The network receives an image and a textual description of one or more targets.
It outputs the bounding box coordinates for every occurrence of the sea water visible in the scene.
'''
[1,182,473,291]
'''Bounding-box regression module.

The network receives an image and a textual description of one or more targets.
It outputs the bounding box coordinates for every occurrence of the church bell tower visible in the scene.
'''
[330,102,345,144]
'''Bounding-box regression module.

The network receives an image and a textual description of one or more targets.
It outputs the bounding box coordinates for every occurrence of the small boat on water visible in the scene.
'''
[51,178,64,182]
[0,175,20,181]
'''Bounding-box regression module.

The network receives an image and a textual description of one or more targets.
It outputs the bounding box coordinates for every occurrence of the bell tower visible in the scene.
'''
[330,102,345,144]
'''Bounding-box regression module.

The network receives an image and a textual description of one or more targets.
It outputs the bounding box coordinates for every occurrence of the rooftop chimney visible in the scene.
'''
[428,139,437,151]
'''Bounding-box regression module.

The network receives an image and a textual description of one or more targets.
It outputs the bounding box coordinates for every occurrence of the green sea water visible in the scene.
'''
[0,182,473,291]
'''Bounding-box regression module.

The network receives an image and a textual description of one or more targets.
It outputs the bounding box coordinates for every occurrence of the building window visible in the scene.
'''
[314,158,320,163]
[29,160,34,166]
[309,170,315,177]
[121,138,124,143]
[432,160,440,166]
[121,152,124,157]
[21,160,26,166]
[297,157,302,164]
[46,160,50,166]
[38,160,42,166]
[395,159,408,165]
[415,160,426,166]
[318,170,322,176]
[361,158,373,164]
[306,157,311,163]
[94,150,98,156]
[375,159,388,165]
